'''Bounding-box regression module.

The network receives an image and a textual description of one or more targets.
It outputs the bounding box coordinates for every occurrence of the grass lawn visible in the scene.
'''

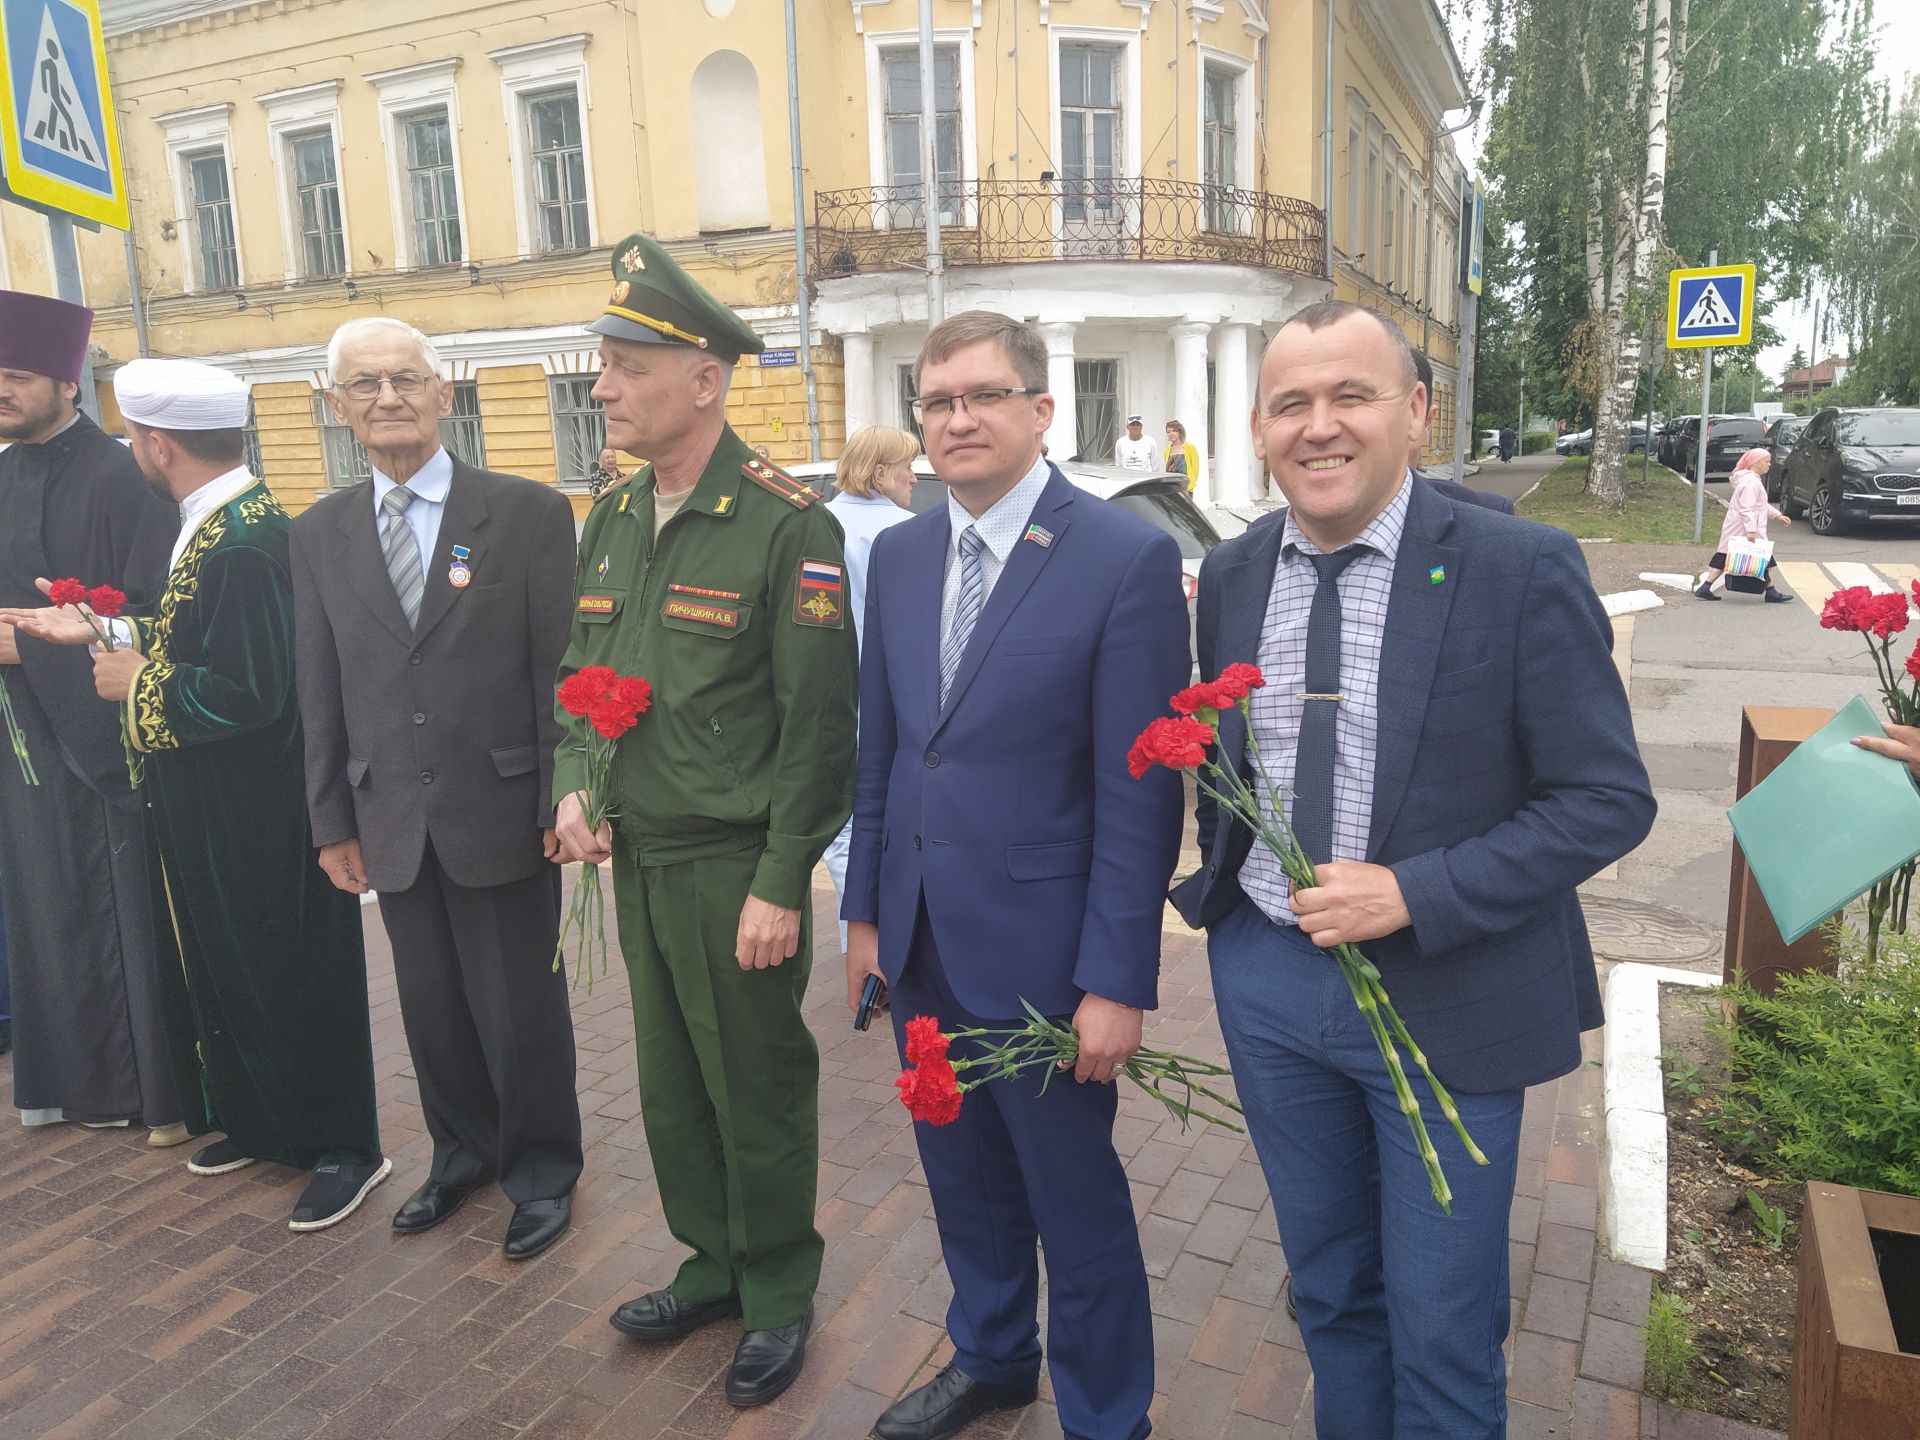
[1517,456,1711,543]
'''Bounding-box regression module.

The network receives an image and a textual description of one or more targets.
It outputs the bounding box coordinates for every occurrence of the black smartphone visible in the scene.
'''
[853,973,886,1031]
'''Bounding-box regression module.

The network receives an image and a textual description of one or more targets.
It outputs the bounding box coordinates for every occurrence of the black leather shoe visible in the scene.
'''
[871,1362,1038,1440]
[1763,587,1792,604]
[503,1195,571,1260]
[725,1305,811,1407]
[1281,1272,1298,1322]
[609,1288,742,1341]
[392,1179,478,1234]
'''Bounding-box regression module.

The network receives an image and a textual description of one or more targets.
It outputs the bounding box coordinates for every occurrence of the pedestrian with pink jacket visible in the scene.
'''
[1696,447,1792,603]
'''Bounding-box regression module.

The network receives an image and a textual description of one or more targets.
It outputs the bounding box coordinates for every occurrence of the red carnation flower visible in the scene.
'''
[895,1055,964,1126]
[1907,638,1920,686]
[46,578,88,608]
[1170,679,1238,717]
[613,675,652,714]
[85,585,126,619]
[1217,661,1266,696]
[1127,715,1215,779]
[587,696,642,741]
[1862,592,1910,640]
[904,1015,949,1067]
[557,666,615,717]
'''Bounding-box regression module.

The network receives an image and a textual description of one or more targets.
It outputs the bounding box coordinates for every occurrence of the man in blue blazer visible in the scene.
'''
[844,311,1190,1440]
[1172,302,1654,1440]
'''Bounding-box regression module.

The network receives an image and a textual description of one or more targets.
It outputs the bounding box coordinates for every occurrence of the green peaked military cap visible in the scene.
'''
[586,232,765,363]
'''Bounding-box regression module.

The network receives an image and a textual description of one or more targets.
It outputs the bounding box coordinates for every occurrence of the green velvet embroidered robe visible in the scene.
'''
[126,480,381,1170]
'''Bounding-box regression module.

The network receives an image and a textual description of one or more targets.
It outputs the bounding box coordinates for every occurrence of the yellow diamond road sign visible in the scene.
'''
[1667,263,1755,350]
[0,0,127,229]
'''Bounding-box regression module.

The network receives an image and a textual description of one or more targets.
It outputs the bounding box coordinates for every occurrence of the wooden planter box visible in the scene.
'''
[1724,706,1838,995]
[1793,1182,1920,1438]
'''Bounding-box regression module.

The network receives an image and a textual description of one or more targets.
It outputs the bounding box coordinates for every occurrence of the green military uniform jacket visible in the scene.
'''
[553,426,858,908]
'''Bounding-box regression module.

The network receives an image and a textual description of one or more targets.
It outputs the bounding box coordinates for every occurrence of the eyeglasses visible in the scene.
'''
[337,372,433,400]
[910,387,1039,422]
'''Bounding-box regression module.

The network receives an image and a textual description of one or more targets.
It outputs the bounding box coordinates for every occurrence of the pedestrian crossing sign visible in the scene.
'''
[0,0,127,229]
[1667,263,1754,349]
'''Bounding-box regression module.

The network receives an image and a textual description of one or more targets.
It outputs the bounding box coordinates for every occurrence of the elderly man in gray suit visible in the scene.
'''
[291,317,583,1260]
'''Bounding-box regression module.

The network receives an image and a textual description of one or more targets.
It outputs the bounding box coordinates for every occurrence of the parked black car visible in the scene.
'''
[1764,414,1808,501]
[1780,407,1920,535]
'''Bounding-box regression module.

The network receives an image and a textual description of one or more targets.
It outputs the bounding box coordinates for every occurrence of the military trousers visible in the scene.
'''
[612,837,822,1331]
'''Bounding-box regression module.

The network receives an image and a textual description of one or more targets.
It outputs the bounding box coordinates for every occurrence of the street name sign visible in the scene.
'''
[0,0,127,228]
[1668,263,1754,350]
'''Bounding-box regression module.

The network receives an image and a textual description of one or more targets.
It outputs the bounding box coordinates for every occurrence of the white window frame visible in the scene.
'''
[489,34,598,259]
[367,59,469,271]
[862,30,978,231]
[1048,25,1143,250]
[258,80,351,283]
[1196,48,1255,235]
[1364,117,1383,279]
[157,103,245,294]
[1344,93,1366,262]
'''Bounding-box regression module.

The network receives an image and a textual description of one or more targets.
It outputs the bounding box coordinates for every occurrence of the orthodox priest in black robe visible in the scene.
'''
[2,358,389,1232]
[0,290,180,1135]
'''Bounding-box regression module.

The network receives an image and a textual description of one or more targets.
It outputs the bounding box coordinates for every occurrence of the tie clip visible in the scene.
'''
[1300,692,1343,703]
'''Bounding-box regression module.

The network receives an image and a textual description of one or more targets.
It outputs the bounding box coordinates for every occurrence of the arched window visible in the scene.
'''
[690,51,770,232]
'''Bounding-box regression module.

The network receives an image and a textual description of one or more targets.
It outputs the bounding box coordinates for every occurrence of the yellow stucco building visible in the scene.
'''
[0,0,1469,513]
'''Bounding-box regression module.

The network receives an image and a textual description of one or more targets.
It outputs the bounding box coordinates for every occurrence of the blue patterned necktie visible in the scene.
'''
[939,525,987,707]
[1289,547,1363,866]
[380,485,424,630]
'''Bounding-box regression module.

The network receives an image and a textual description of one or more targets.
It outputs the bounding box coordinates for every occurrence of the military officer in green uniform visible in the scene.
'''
[553,233,857,1408]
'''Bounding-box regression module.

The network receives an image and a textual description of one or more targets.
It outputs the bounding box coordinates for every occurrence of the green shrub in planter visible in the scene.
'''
[1713,920,1920,1198]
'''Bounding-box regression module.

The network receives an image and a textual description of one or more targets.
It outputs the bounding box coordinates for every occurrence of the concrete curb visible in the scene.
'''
[1600,961,1721,1270]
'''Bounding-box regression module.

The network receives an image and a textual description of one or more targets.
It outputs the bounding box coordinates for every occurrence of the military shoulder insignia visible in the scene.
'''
[792,558,845,628]
[742,456,815,508]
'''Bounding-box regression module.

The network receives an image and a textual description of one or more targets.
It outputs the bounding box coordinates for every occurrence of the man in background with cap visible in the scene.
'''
[0,289,180,1141]
[3,357,389,1233]
[1115,414,1155,471]
[293,316,582,1261]
[551,233,857,1407]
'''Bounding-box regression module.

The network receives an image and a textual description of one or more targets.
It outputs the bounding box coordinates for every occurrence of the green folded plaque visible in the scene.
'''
[1727,695,1920,944]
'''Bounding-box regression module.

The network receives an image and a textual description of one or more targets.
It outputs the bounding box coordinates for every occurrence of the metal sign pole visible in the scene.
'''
[47,211,98,421]
[1689,248,1718,544]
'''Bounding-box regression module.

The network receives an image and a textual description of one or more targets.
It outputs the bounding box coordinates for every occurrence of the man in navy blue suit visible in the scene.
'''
[1172,302,1654,1440]
[844,311,1190,1440]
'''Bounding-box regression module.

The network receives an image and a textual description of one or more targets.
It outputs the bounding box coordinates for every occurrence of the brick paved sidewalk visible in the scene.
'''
[0,869,1779,1440]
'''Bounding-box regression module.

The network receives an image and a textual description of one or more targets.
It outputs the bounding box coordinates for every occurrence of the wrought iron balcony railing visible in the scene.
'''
[811,177,1327,280]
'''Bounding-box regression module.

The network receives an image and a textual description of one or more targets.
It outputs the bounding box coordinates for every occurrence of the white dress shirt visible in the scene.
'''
[372,446,454,570]
[939,452,1052,654]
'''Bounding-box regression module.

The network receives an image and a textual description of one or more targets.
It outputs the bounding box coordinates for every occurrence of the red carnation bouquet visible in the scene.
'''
[1819,582,1920,955]
[893,1005,1243,1133]
[46,578,127,652]
[554,665,652,987]
[1130,663,1487,1214]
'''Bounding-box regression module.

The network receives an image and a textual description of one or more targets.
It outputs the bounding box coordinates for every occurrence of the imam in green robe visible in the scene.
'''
[125,476,382,1171]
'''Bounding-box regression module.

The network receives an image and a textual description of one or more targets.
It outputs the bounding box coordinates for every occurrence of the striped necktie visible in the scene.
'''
[380,485,424,630]
[939,525,987,707]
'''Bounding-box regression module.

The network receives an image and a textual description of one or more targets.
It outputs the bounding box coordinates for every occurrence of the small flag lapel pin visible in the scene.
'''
[1429,566,1447,585]
[1024,524,1054,548]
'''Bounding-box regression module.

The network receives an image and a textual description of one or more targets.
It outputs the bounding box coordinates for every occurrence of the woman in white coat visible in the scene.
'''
[822,426,921,950]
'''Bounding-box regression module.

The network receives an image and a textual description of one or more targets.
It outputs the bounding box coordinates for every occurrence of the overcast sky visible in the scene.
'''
[1450,3,1920,385]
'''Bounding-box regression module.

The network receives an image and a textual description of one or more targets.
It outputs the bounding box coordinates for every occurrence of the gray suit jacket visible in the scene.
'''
[291,458,577,892]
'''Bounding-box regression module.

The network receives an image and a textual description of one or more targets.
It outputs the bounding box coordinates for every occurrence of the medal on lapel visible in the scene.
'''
[1023,523,1054,548]
[449,544,473,589]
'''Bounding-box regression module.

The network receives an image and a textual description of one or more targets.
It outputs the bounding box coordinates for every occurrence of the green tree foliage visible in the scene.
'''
[1833,79,1920,404]
[1478,0,1879,488]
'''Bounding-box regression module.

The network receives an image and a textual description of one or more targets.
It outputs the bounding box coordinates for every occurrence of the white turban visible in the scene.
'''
[114,358,249,430]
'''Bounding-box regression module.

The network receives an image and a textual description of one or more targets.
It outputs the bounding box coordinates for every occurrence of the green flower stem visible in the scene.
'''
[0,673,36,786]
[933,1016,1243,1131]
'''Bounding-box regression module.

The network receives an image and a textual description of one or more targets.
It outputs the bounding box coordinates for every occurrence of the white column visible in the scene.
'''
[1039,320,1078,460]
[842,331,877,438]
[1170,320,1211,502]
[1211,322,1254,504]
